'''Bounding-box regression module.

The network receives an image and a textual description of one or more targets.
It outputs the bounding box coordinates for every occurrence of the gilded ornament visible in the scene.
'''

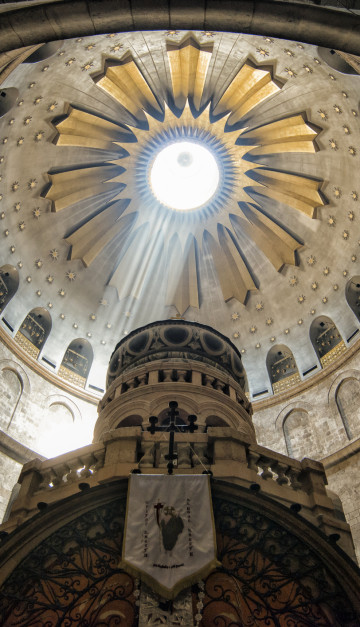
[314,58,321,64]
[241,348,246,353]
[42,65,49,72]
[0,212,4,219]
[201,31,215,37]
[17,99,24,106]
[4,229,9,236]
[348,211,355,221]
[307,255,316,266]
[60,313,65,319]
[284,328,290,334]
[256,48,269,57]
[28,179,37,189]
[297,43,304,48]
[10,245,15,253]
[14,202,21,211]
[327,215,336,226]
[49,249,59,260]
[166,30,179,36]
[35,259,43,268]
[311,282,318,290]
[298,319,303,325]
[24,116,32,125]
[297,294,306,303]
[85,43,96,50]
[352,110,358,116]
[0,156,4,163]
[303,65,312,73]
[66,270,76,281]
[16,137,24,146]
[289,276,298,287]
[34,96,42,104]
[81,61,94,71]
[343,230,349,240]
[18,221,25,231]
[255,302,264,311]
[284,49,295,56]
[17,261,23,268]
[106,323,112,329]
[28,82,35,88]
[110,44,123,52]
[8,118,14,125]
[322,296,328,303]
[26,276,32,282]
[351,191,358,201]
[343,126,350,134]
[270,336,276,342]
[310,308,316,315]
[2,137,7,144]
[48,303,53,308]
[249,325,257,334]
[34,131,44,142]
[349,146,356,156]
[342,91,348,98]
[89,313,96,321]
[351,255,357,262]
[101,339,106,345]
[58,288,66,296]
[231,312,239,320]
[333,105,342,114]
[99,298,108,306]
[343,269,348,276]
[285,67,296,77]
[36,290,41,296]
[329,74,336,80]
[65,58,75,66]
[266,318,273,325]
[87,331,92,337]
[233,331,240,338]
[329,139,338,150]
[333,284,339,290]
[73,323,78,329]
[48,102,58,112]
[333,187,341,198]
[47,275,54,283]
[255,343,261,349]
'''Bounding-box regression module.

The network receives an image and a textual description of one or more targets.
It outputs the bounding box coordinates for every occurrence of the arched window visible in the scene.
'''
[266,345,300,394]
[310,316,345,367]
[345,276,360,322]
[205,416,229,427]
[0,368,23,430]
[0,88,19,117]
[0,265,19,312]
[335,378,360,441]
[316,47,357,74]
[283,409,318,460]
[59,339,93,388]
[15,308,52,359]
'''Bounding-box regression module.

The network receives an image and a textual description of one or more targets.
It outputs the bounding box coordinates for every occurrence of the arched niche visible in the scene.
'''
[266,344,300,394]
[205,415,229,428]
[15,307,52,359]
[24,41,64,63]
[0,367,23,431]
[310,316,344,367]
[335,378,360,441]
[0,265,19,312]
[0,88,19,117]
[345,276,360,322]
[283,408,318,460]
[59,338,93,388]
[317,47,357,74]
[116,415,143,428]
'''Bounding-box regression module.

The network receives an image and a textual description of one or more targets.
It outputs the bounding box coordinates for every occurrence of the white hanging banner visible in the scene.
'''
[122,474,218,598]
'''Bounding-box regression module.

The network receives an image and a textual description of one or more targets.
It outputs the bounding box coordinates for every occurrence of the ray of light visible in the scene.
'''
[166,234,199,314]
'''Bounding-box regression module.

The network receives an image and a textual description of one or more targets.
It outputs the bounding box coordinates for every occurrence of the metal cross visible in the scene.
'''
[147,400,198,475]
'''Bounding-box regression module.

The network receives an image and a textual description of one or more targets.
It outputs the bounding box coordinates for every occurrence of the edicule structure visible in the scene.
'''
[0,320,359,625]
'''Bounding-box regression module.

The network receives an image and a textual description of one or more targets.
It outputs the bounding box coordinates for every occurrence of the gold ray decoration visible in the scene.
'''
[95,53,163,119]
[240,114,319,155]
[247,168,323,218]
[167,34,213,111]
[213,62,283,124]
[46,34,326,313]
[166,235,199,314]
[45,166,125,212]
[65,205,135,267]
[205,227,257,304]
[54,106,133,150]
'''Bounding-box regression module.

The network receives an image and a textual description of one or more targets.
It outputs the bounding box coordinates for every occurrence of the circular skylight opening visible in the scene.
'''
[150,141,220,211]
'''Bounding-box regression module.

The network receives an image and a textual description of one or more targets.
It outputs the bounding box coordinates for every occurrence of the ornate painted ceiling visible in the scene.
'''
[0,30,359,397]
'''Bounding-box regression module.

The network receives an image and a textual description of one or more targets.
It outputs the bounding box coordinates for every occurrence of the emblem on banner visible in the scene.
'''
[122,474,218,598]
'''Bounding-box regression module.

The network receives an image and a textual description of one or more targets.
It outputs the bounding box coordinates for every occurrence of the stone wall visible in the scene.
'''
[0,340,98,520]
[253,346,360,562]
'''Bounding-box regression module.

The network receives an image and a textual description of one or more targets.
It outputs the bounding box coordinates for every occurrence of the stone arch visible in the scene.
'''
[276,402,317,460]
[266,344,300,394]
[205,415,229,427]
[24,41,64,63]
[0,265,19,312]
[59,338,93,388]
[0,359,29,431]
[116,415,143,428]
[37,395,84,458]
[15,307,52,359]
[0,87,19,117]
[317,47,357,74]
[345,276,360,322]
[334,377,360,441]
[310,315,343,367]
[149,395,199,423]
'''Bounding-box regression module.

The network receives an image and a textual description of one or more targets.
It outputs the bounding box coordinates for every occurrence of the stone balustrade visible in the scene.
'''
[0,426,355,561]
